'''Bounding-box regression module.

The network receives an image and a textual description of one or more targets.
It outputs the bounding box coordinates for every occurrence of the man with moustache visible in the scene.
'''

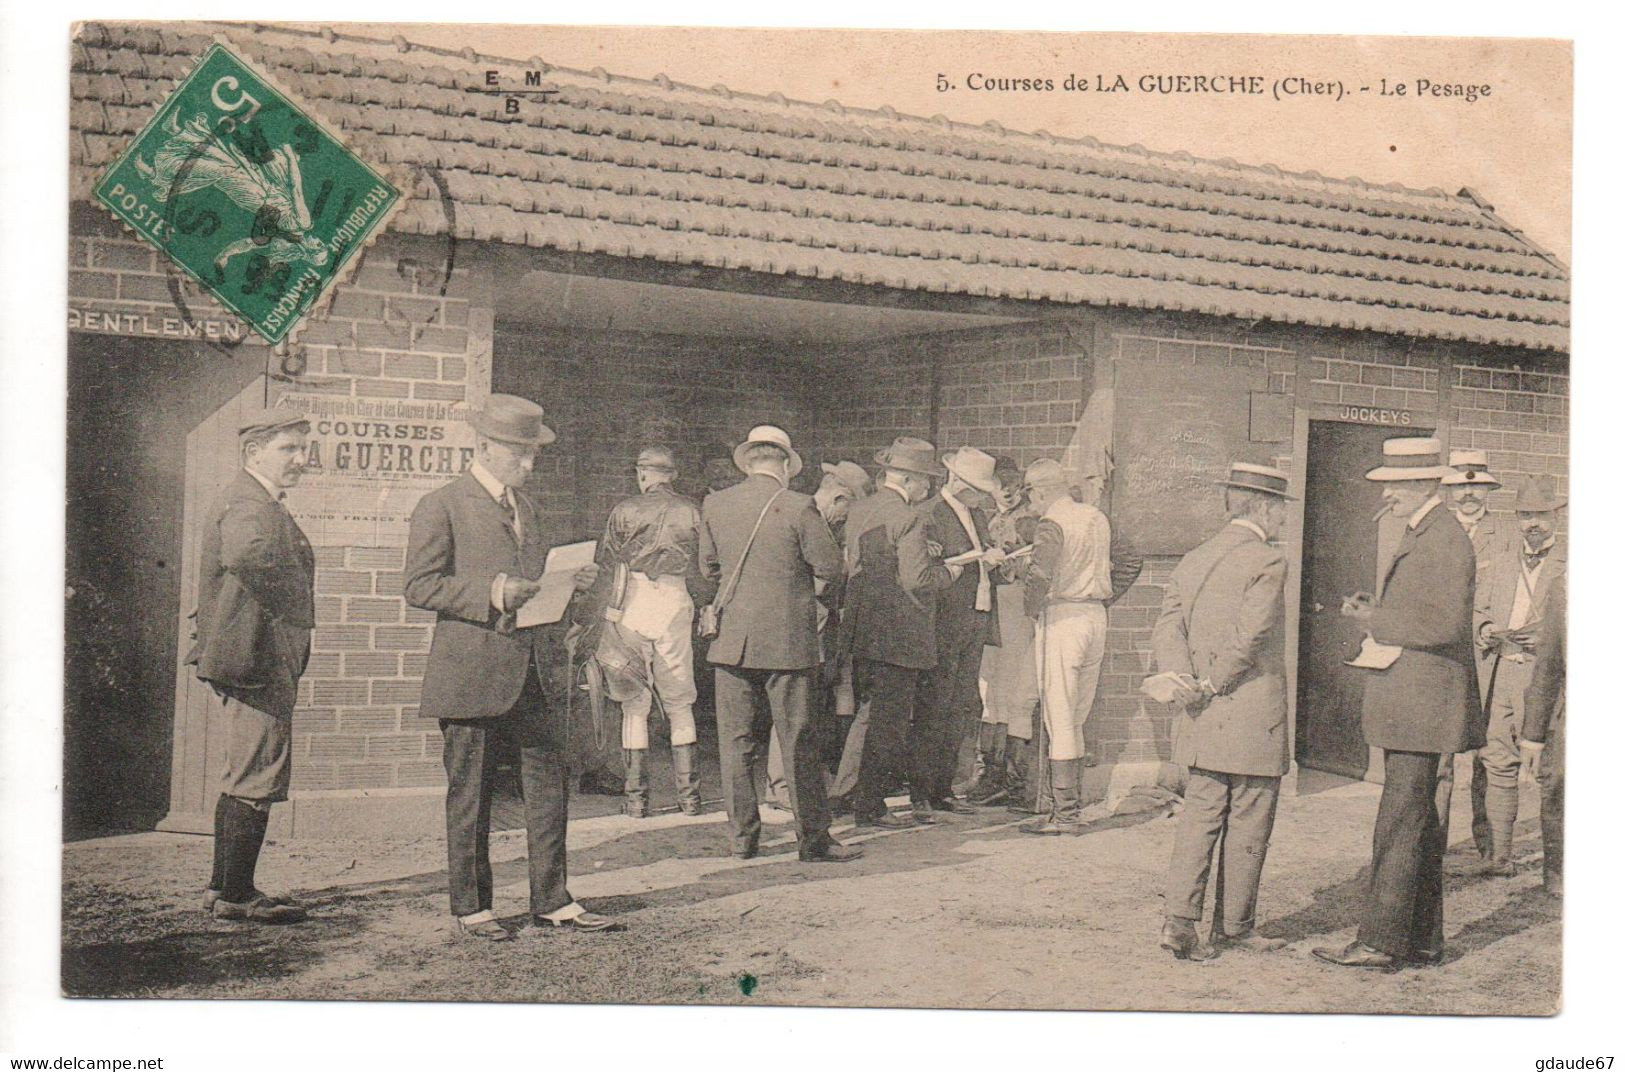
[188,408,316,924]
[1438,449,1506,851]
[842,436,964,829]
[914,447,1008,817]
[406,394,615,940]
[1468,475,1566,877]
[1314,438,1480,971]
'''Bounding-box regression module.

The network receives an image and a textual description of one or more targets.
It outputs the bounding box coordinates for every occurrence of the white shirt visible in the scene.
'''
[1229,517,1268,543]
[942,487,992,612]
[1407,496,1443,530]
[1509,537,1555,630]
[470,462,520,611]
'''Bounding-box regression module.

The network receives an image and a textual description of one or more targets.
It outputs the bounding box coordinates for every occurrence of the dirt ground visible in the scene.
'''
[61,773,1559,1013]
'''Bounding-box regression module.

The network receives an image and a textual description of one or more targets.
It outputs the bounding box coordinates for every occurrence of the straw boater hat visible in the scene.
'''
[874,436,946,478]
[733,424,803,478]
[1364,437,1451,481]
[940,447,1002,494]
[1440,448,1501,489]
[1513,474,1566,513]
[1218,462,1296,500]
[820,460,873,497]
[470,393,556,446]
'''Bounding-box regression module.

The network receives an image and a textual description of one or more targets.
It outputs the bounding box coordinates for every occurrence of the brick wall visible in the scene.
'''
[1449,354,1570,511]
[494,325,818,537]
[274,243,493,794]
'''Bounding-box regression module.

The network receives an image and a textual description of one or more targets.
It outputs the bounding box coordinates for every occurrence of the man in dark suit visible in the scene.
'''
[188,408,315,924]
[1154,463,1294,961]
[915,447,1006,816]
[699,425,858,862]
[1314,437,1482,971]
[1521,569,1565,897]
[841,436,964,829]
[405,394,616,941]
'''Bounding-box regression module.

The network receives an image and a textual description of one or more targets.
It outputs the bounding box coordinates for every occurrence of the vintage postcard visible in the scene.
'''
[55,20,1569,1021]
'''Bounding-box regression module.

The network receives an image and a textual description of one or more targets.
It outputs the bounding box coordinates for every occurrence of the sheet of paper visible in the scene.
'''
[943,544,1031,568]
[1140,671,1199,704]
[514,540,597,628]
[1344,634,1403,670]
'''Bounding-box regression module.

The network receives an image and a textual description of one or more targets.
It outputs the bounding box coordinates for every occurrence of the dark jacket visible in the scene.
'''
[1359,500,1484,754]
[843,485,957,670]
[699,473,842,671]
[922,493,1001,649]
[405,472,568,721]
[186,470,315,716]
[1522,572,1566,744]
[1153,522,1290,777]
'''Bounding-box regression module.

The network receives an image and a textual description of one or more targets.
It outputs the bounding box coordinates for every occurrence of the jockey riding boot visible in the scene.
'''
[672,743,703,816]
[1019,759,1083,835]
[623,749,650,818]
[1479,782,1520,876]
[1004,736,1038,814]
[968,723,1008,805]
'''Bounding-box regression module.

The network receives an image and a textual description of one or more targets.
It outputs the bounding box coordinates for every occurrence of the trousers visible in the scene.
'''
[1164,768,1281,933]
[915,623,987,803]
[1358,749,1445,958]
[980,584,1038,740]
[714,666,831,854]
[616,573,698,750]
[439,666,570,918]
[1537,707,1565,884]
[849,658,929,821]
[1034,602,1107,761]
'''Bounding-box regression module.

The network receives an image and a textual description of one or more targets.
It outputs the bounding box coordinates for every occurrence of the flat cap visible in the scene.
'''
[238,407,310,438]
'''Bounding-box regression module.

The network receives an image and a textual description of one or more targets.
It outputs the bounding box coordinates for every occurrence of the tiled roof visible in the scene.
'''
[70,22,1569,352]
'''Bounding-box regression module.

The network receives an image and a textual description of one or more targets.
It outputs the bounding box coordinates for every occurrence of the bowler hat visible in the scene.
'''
[874,436,945,478]
[733,425,803,479]
[1513,474,1566,513]
[238,407,310,439]
[941,447,1002,495]
[471,394,556,447]
[1218,462,1295,500]
[820,460,873,497]
[1365,437,1450,481]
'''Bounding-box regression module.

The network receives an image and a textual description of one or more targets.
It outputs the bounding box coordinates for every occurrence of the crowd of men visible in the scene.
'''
[185,396,1565,965]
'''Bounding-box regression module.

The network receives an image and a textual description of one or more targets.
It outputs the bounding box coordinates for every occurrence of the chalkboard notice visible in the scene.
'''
[1111,360,1267,556]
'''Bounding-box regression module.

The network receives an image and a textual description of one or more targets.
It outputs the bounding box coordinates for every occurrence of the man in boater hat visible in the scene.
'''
[1154,463,1294,961]
[914,447,1008,817]
[1314,437,1480,971]
[406,394,616,940]
[699,425,858,862]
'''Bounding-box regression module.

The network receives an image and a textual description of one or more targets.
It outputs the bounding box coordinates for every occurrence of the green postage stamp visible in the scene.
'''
[94,42,401,344]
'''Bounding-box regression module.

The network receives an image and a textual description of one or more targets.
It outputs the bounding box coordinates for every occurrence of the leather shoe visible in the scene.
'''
[1312,941,1399,972]
[932,796,976,815]
[533,910,621,933]
[1159,918,1214,961]
[1406,948,1444,967]
[1218,931,1287,953]
[203,888,301,913]
[213,895,307,924]
[456,917,514,942]
[856,811,915,830]
[800,840,864,863]
[733,846,759,860]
